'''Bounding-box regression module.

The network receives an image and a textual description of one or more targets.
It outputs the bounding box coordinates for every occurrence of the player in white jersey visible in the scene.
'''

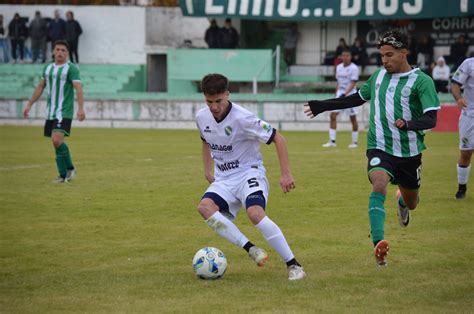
[195,74,305,281]
[451,57,474,199]
[323,49,360,148]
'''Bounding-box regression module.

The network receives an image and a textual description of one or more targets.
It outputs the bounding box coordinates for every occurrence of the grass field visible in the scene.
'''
[0,125,473,313]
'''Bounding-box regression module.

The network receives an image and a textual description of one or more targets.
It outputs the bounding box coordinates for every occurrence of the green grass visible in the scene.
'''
[0,126,472,313]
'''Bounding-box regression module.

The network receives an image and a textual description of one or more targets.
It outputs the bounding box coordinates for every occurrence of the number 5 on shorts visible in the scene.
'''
[247,178,259,188]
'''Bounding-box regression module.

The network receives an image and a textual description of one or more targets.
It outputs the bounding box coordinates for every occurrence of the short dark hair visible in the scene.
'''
[201,74,229,95]
[341,48,351,54]
[377,30,408,49]
[53,40,69,51]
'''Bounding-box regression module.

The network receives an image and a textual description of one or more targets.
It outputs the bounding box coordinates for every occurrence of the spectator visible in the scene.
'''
[407,35,417,66]
[205,19,220,48]
[450,34,468,70]
[65,11,82,63]
[284,23,299,67]
[219,18,239,49]
[417,35,433,70]
[0,14,9,63]
[432,56,450,93]
[48,10,66,58]
[29,11,48,63]
[350,37,368,73]
[334,38,349,66]
[8,13,28,64]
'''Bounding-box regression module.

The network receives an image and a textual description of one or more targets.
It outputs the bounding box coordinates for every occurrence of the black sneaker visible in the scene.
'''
[455,190,466,199]
[455,184,467,200]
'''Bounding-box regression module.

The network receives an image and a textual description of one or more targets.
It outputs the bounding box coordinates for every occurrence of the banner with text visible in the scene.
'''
[180,0,473,21]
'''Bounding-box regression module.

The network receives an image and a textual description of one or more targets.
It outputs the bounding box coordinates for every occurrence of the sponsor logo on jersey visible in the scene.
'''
[225,126,232,136]
[258,120,272,133]
[204,126,211,133]
[216,160,239,172]
[388,86,395,93]
[208,143,233,152]
[370,157,381,166]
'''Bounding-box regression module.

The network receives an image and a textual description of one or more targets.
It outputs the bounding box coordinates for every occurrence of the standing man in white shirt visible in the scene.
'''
[195,73,305,280]
[323,49,360,148]
[451,57,474,199]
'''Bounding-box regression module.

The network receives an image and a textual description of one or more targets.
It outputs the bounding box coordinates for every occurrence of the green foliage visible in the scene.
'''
[0,126,472,312]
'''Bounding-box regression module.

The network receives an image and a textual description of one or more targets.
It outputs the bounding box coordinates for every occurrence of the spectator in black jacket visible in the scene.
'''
[48,10,65,58]
[65,11,82,63]
[219,18,239,49]
[450,34,469,71]
[8,13,28,63]
[29,11,48,63]
[205,19,220,48]
[350,37,368,73]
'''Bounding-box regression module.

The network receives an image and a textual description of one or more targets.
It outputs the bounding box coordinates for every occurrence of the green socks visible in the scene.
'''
[55,143,74,178]
[368,192,386,245]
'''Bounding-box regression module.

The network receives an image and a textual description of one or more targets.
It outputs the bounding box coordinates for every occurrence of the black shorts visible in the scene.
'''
[44,119,72,137]
[367,149,422,190]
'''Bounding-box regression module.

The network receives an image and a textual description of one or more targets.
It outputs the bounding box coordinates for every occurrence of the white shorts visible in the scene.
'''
[459,114,474,150]
[332,91,358,116]
[331,107,358,116]
[203,168,269,221]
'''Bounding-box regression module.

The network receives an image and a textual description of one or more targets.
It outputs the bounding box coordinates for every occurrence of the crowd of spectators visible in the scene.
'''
[0,10,82,64]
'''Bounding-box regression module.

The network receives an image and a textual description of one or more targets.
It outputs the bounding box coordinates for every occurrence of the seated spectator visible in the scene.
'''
[350,37,367,73]
[334,38,349,66]
[284,23,299,67]
[407,35,417,66]
[205,19,220,48]
[417,35,433,70]
[219,18,239,49]
[432,56,450,93]
[450,34,468,70]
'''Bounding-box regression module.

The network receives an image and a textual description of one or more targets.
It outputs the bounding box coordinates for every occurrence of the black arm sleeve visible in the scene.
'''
[307,92,366,116]
[403,110,437,131]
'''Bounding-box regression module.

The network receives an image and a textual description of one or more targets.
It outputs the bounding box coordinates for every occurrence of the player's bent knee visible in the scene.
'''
[197,199,217,219]
[246,191,266,224]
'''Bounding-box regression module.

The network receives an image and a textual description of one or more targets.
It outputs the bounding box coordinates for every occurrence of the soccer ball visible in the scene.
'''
[192,247,227,279]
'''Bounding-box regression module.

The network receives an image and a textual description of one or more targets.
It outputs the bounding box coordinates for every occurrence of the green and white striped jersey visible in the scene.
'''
[359,68,440,157]
[42,62,81,121]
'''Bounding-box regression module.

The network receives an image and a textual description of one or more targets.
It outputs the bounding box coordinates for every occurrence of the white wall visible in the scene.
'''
[1,5,146,64]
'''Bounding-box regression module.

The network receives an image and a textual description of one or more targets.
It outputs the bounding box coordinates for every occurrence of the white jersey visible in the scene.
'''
[452,57,474,117]
[335,62,359,96]
[196,102,275,180]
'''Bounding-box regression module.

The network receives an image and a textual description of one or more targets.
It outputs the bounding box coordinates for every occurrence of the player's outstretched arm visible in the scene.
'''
[273,131,295,193]
[73,81,86,121]
[23,79,45,118]
[201,141,215,184]
[304,92,366,118]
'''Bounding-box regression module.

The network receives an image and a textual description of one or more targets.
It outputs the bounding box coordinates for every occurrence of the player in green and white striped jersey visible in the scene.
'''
[304,30,440,266]
[23,40,85,183]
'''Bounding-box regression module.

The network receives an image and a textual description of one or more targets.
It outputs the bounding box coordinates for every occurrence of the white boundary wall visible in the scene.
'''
[0,99,370,131]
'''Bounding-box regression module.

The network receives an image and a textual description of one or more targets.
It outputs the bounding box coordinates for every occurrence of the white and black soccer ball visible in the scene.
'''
[192,247,227,279]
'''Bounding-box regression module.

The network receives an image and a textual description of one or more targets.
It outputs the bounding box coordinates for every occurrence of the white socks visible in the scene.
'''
[206,211,249,248]
[255,216,294,262]
[329,128,336,142]
[352,131,359,144]
[457,164,471,185]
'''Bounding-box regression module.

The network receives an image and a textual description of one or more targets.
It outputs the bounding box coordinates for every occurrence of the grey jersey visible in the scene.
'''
[452,57,474,117]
